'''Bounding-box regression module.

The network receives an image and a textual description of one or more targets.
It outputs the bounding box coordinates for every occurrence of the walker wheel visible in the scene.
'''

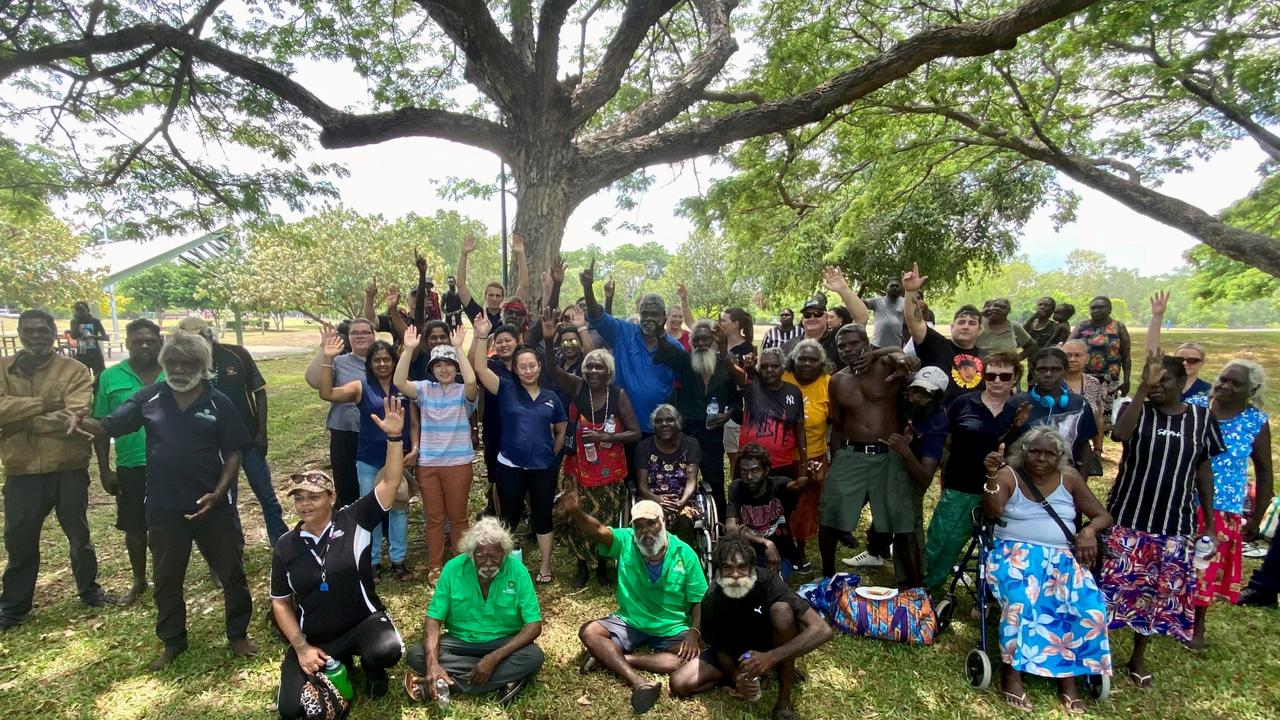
[1084,672,1110,701]
[965,648,992,690]
[934,598,955,637]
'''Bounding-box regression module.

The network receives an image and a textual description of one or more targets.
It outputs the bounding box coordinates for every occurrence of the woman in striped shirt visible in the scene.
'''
[395,324,478,586]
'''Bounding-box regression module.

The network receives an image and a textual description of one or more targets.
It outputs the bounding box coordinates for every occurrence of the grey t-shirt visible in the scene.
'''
[325,353,366,432]
[867,296,905,348]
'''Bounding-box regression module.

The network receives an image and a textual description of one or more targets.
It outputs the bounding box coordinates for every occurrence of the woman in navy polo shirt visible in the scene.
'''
[319,337,417,580]
[472,314,567,584]
[271,397,408,716]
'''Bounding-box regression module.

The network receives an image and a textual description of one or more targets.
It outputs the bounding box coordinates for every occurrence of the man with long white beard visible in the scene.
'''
[670,536,833,720]
[70,329,256,670]
[655,320,738,522]
[560,491,706,714]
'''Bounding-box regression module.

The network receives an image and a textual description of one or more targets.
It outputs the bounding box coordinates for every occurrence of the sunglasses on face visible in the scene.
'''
[983,371,1015,382]
[1181,356,1204,366]
[802,311,824,319]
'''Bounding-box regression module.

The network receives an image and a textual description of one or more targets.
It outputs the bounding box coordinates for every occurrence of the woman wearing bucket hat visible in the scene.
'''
[271,396,409,717]
[394,324,479,585]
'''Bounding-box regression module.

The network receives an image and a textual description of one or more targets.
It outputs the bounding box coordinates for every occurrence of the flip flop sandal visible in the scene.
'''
[631,683,661,714]
[1060,695,1086,715]
[1001,689,1033,712]
[1127,668,1153,688]
[536,572,554,584]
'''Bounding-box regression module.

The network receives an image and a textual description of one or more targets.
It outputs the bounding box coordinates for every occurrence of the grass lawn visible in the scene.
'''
[2,331,1280,719]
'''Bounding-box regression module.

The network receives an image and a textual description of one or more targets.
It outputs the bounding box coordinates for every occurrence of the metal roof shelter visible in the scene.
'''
[74,228,231,337]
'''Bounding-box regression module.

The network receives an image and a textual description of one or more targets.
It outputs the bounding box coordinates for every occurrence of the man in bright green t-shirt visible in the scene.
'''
[561,491,706,715]
[404,517,543,707]
[91,319,164,605]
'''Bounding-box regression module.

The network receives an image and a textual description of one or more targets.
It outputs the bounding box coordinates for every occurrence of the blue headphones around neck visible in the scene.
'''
[1029,383,1070,410]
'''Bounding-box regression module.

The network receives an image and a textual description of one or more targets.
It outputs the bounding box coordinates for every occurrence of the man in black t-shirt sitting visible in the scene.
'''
[727,443,800,580]
[670,536,833,720]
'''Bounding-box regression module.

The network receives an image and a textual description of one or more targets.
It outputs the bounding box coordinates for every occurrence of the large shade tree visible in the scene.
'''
[0,0,1100,278]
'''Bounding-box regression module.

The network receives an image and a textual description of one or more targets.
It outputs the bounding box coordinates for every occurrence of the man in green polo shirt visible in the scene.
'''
[561,491,706,715]
[92,319,164,605]
[403,517,543,707]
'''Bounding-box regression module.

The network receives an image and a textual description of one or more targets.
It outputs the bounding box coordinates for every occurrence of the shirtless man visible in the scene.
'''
[817,324,921,584]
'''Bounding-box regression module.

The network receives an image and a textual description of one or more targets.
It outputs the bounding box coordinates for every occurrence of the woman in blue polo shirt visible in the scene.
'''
[319,336,417,580]
[472,314,568,584]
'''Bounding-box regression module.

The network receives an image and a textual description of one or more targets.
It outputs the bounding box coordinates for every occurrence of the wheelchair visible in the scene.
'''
[932,507,1109,702]
[620,481,721,580]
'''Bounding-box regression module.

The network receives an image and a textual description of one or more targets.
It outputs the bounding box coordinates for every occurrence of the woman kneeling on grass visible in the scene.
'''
[982,425,1113,714]
[272,397,408,718]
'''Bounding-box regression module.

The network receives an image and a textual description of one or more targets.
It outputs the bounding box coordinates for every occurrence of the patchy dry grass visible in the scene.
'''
[2,336,1280,719]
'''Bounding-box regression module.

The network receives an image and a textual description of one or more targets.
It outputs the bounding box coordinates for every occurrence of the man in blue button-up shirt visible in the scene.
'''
[580,259,679,435]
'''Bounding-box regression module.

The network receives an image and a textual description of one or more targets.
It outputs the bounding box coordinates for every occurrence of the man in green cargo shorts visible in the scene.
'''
[817,324,922,586]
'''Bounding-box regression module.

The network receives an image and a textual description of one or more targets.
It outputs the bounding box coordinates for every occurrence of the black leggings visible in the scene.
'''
[329,429,360,509]
[493,462,558,535]
[276,611,403,719]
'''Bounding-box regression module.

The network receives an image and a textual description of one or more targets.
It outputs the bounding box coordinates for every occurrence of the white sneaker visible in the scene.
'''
[1243,542,1268,559]
[841,551,887,568]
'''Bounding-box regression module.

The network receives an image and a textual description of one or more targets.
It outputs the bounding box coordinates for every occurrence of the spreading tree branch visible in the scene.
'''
[412,0,532,112]
[569,0,683,126]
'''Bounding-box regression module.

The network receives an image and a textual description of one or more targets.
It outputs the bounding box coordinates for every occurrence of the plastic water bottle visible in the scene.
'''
[737,652,762,701]
[706,398,720,429]
[600,415,617,449]
[322,657,353,700]
[583,439,599,463]
[1193,535,1214,571]
[434,677,451,709]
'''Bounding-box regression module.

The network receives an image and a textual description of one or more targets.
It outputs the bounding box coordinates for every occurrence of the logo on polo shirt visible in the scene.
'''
[225,365,239,377]
[543,399,555,408]
[673,558,686,575]
[194,408,218,422]
[504,580,516,595]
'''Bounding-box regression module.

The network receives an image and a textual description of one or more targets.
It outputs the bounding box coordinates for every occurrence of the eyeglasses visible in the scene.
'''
[1181,357,1205,366]
[983,371,1015,382]
[348,330,374,337]
[802,311,824,319]
[560,339,581,347]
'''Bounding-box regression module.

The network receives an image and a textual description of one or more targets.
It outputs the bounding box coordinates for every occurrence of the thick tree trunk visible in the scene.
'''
[509,134,579,298]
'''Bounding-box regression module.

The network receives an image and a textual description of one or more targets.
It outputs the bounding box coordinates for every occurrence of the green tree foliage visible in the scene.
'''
[704,0,1280,280]
[0,0,1100,273]
[654,232,754,320]
[1187,175,1280,302]
[117,261,203,316]
[0,204,104,310]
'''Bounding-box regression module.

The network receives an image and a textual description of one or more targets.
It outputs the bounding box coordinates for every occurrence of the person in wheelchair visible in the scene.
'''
[635,404,704,547]
[670,535,833,720]
[726,443,801,580]
[982,425,1113,714]
[560,490,706,714]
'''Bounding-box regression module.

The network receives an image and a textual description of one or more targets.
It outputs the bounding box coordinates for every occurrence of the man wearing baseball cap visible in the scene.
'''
[559,491,707,714]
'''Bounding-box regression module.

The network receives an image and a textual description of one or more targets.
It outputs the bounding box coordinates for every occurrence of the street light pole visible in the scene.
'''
[97,221,120,340]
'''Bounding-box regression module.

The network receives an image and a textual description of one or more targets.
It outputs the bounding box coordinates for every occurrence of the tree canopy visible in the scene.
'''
[0,0,1101,279]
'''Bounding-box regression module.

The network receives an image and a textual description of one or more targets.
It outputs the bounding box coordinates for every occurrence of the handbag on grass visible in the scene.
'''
[1261,495,1280,541]
[829,585,937,646]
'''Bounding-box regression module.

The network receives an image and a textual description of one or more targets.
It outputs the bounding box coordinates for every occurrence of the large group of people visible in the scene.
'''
[0,239,1276,719]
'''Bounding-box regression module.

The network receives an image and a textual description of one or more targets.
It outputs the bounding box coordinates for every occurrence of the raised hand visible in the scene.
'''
[901,262,928,293]
[1139,348,1165,389]
[402,324,422,351]
[983,442,1007,477]
[365,275,378,300]
[449,324,467,349]
[386,285,401,309]
[603,277,616,298]
[540,305,557,339]
[822,266,850,293]
[415,250,428,274]
[321,328,345,359]
[461,232,477,255]
[1150,290,1170,317]
[511,233,525,253]
[472,312,493,338]
[371,395,405,436]
[550,254,566,283]
[579,256,596,288]
[677,283,688,303]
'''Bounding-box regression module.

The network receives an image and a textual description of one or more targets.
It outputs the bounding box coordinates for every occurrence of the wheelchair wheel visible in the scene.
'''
[965,648,992,690]
[934,598,955,637]
[1083,672,1110,702]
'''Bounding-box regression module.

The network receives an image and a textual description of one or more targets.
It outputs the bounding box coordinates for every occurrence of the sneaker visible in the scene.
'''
[148,644,186,671]
[794,561,815,575]
[1237,587,1279,608]
[0,615,22,632]
[1242,542,1268,559]
[391,563,412,581]
[365,667,389,698]
[841,552,886,568]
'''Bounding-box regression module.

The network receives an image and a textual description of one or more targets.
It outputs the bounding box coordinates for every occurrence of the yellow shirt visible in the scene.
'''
[783,371,830,457]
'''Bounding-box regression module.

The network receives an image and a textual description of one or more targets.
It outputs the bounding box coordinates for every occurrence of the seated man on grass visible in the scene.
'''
[560,491,706,714]
[726,442,801,580]
[670,535,833,720]
[402,517,543,707]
